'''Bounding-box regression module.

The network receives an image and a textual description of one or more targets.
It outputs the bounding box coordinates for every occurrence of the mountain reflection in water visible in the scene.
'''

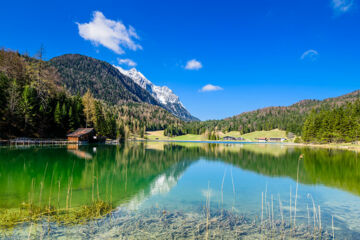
[1,142,360,209]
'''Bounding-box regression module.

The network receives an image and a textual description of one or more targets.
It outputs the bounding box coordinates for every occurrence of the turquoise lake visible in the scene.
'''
[0,142,359,239]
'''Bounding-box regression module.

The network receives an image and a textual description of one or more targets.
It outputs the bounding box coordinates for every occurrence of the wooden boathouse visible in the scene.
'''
[67,128,95,143]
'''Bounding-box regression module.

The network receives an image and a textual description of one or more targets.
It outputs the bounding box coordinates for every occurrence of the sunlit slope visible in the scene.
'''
[145,129,290,142]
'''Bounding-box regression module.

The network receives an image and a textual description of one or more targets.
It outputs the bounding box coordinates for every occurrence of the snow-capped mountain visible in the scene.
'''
[114,66,198,121]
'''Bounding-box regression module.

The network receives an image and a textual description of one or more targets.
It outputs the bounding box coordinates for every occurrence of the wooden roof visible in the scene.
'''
[67,128,94,137]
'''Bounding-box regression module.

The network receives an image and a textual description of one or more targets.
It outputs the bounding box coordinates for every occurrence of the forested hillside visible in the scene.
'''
[50,54,160,106]
[165,91,360,138]
[302,100,360,143]
[0,49,84,138]
[0,49,181,139]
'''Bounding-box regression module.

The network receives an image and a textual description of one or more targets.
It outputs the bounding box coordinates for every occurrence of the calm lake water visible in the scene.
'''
[1,142,360,239]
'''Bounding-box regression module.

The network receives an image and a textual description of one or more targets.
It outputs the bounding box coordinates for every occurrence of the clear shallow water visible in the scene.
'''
[1,142,360,239]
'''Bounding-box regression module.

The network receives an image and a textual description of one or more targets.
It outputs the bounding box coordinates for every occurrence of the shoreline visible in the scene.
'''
[287,142,360,151]
[2,138,360,151]
[135,139,360,151]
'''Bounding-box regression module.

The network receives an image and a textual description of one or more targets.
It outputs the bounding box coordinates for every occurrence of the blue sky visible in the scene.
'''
[1,0,359,120]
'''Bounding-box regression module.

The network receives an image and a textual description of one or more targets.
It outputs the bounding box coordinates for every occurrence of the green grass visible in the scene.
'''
[220,131,242,138]
[144,129,291,142]
[172,134,206,141]
[240,129,288,142]
[145,131,207,141]
[145,130,171,140]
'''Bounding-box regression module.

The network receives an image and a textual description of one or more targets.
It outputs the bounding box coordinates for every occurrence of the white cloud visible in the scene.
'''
[76,11,142,54]
[331,0,353,14]
[117,58,137,67]
[199,84,223,92]
[185,59,202,70]
[300,49,319,61]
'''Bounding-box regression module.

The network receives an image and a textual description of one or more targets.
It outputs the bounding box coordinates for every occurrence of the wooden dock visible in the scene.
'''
[8,138,77,145]
[0,140,9,145]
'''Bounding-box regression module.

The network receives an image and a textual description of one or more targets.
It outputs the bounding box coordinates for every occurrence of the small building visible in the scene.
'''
[67,128,95,143]
[256,137,268,142]
[236,137,245,141]
[269,137,287,142]
[223,136,236,141]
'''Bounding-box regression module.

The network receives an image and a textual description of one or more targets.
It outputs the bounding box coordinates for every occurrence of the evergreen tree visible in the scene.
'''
[21,85,36,131]
[302,101,360,143]
[54,102,61,127]
[68,106,75,131]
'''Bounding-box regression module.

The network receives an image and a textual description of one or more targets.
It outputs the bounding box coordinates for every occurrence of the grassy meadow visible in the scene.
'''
[141,129,290,142]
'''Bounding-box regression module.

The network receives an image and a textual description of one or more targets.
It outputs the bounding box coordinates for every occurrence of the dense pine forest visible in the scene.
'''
[0,49,181,139]
[302,100,360,143]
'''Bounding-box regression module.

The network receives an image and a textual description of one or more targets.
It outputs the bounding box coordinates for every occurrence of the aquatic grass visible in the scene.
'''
[0,159,115,236]
[257,182,334,240]
[1,175,336,240]
[0,200,114,230]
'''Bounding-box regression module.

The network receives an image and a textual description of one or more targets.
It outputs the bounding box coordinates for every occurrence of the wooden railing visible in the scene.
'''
[9,138,77,145]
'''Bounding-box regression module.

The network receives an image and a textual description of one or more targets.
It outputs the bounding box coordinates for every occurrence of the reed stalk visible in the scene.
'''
[264,183,268,222]
[27,222,33,240]
[267,202,271,225]
[48,168,55,210]
[230,168,236,210]
[271,194,274,230]
[96,175,100,201]
[110,172,113,204]
[105,173,110,202]
[92,164,95,202]
[205,181,210,240]
[278,194,284,227]
[221,168,226,207]
[39,163,48,208]
[31,178,35,206]
[318,205,322,234]
[261,192,264,232]
[294,157,300,228]
[332,215,335,239]
[307,193,317,233]
[70,182,73,209]
[66,160,75,210]
[307,204,310,231]
[289,185,292,228]
[39,182,44,208]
